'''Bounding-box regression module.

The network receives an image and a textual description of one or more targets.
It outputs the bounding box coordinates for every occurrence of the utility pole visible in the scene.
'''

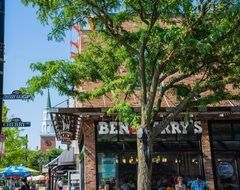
[0,0,5,158]
[0,0,4,134]
[25,134,28,165]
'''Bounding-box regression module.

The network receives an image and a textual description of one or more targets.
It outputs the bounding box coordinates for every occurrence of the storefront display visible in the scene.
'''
[96,120,204,188]
[50,107,240,190]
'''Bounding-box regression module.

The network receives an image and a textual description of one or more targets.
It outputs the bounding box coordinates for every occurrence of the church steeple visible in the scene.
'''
[41,90,55,136]
[40,90,56,152]
[46,89,51,108]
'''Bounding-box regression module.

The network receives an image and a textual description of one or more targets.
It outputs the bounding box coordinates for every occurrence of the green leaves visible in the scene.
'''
[0,128,28,167]
[108,101,140,128]
[21,2,240,187]
[174,84,191,101]
[22,0,240,125]
[24,60,78,96]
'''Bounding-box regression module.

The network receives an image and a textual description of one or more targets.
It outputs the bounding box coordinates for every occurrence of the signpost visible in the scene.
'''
[0,0,5,158]
[0,90,31,100]
[1,118,31,128]
[0,0,5,135]
[0,1,32,159]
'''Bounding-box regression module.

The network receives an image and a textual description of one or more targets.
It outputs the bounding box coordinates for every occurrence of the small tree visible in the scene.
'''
[0,105,29,166]
[0,128,29,167]
[28,148,63,171]
[22,0,240,189]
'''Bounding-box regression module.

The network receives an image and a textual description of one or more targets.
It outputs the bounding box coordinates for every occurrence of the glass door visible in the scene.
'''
[214,153,240,190]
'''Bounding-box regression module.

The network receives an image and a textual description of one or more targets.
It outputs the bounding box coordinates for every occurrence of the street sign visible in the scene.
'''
[1,118,31,127]
[1,90,31,100]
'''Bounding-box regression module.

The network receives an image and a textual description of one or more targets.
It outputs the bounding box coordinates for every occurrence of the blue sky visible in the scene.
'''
[4,1,72,149]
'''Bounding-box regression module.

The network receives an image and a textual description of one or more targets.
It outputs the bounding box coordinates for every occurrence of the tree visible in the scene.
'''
[21,0,240,189]
[0,128,28,167]
[28,148,63,171]
[0,105,29,166]
[1,106,62,170]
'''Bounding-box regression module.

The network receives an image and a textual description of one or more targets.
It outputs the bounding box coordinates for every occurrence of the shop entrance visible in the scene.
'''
[210,121,240,190]
[214,152,240,190]
[96,121,203,189]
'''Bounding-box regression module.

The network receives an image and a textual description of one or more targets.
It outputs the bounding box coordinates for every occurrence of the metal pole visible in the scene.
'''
[0,0,5,134]
[25,134,28,164]
[48,166,51,190]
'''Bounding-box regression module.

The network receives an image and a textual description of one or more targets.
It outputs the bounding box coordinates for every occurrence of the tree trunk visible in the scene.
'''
[137,135,152,190]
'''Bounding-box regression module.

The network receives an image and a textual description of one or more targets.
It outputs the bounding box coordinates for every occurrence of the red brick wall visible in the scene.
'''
[201,120,215,190]
[75,27,240,108]
[83,121,96,190]
[40,136,56,152]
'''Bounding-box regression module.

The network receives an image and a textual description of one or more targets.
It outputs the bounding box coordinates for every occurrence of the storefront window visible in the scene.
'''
[152,153,178,176]
[211,123,232,140]
[233,123,240,140]
[151,152,202,188]
[210,121,240,190]
[97,151,202,188]
[98,153,118,186]
[215,154,240,190]
[179,152,201,179]
[118,153,137,186]
[96,121,203,189]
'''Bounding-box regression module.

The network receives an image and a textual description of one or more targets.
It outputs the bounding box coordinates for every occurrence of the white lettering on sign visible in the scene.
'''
[109,122,118,134]
[98,122,109,134]
[97,120,202,135]
[194,121,202,134]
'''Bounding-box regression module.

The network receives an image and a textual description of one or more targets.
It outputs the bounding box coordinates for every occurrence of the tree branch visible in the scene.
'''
[210,18,240,47]
[138,0,149,25]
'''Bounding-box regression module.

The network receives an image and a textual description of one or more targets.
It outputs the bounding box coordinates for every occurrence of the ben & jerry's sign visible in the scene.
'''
[98,120,202,135]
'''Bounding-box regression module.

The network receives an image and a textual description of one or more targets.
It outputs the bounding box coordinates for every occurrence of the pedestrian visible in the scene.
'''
[121,179,130,190]
[56,179,63,190]
[190,175,208,190]
[175,176,186,190]
[20,177,30,190]
[2,181,10,190]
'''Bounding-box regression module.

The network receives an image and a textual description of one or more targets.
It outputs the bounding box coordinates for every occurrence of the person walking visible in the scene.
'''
[190,176,208,190]
[121,179,130,190]
[2,181,10,190]
[20,177,30,190]
[175,176,186,190]
[56,179,63,190]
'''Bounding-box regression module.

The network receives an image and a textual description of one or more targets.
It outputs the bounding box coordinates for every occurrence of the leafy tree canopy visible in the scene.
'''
[28,148,63,171]
[1,105,62,170]
[22,0,240,128]
[0,129,28,167]
[0,106,28,167]
[21,0,240,188]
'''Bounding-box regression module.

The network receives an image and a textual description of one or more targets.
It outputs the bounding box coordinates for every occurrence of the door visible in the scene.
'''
[214,153,240,190]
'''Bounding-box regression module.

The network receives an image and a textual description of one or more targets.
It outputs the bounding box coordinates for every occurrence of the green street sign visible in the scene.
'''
[1,118,31,127]
[1,90,31,100]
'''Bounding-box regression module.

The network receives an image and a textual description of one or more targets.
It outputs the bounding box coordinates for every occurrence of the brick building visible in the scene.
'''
[49,22,240,190]
[51,106,240,190]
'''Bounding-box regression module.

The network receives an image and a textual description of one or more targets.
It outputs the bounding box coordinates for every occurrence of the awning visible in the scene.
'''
[55,147,76,171]
[46,157,59,167]
[58,147,76,166]
[42,156,59,173]
[43,147,76,173]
